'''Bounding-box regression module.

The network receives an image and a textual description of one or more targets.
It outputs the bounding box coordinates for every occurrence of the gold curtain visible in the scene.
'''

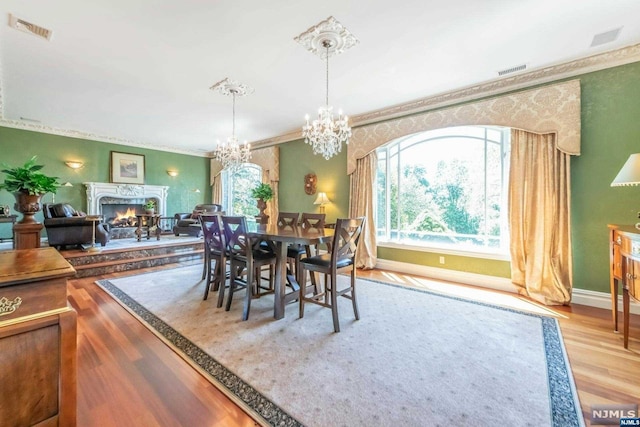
[349,151,377,269]
[509,129,572,305]
[211,173,222,205]
[262,169,278,221]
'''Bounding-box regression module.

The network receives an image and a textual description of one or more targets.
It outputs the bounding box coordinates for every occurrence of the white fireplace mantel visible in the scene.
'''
[84,182,169,216]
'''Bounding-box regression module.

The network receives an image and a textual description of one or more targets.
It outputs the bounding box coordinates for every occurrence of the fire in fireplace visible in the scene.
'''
[101,203,148,228]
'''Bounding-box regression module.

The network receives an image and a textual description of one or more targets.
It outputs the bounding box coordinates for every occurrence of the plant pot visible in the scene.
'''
[145,209,155,215]
[255,198,269,224]
[13,192,44,224]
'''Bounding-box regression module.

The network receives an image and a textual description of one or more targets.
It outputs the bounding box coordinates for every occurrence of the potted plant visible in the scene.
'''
[251,183,273,224]
[143,200,156,215]
[0,156,59,224]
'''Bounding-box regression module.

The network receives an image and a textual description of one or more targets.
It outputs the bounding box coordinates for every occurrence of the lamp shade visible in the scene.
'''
[611,153,640,186]
[314,192,330,205]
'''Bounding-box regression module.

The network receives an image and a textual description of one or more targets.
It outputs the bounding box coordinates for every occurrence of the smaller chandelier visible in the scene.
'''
[296,17,358,160]
[210,78,253,171]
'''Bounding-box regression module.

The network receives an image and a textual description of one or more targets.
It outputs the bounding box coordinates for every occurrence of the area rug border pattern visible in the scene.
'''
[96,269,583,427]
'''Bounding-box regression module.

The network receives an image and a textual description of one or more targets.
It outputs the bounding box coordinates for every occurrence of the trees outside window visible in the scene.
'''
[222,163,261,218]
[376,126,510,255]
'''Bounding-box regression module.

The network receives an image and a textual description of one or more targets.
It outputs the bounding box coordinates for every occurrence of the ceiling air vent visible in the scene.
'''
[591,27,622,48]
[497,63,527,76]
[8,14,52,40]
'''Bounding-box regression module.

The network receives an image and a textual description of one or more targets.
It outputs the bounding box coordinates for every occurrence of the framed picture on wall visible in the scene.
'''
[110,151,145,184]
[0,205,9,216]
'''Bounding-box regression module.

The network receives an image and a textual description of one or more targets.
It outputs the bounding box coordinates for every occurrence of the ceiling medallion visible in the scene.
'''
[294,16,359,60]
[209,78,254,97]
[296,17,358,160]
[210,78,253,170]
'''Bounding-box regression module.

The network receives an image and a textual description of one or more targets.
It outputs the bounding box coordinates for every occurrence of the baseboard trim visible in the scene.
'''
[374,259,640,314]
[374,259,519,294]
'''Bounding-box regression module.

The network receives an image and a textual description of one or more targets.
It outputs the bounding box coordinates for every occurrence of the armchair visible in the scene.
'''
[43,203,110,249]
[173,204,223,236]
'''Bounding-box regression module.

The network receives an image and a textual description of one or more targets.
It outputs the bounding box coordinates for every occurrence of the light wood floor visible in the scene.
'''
[68,263,640,426]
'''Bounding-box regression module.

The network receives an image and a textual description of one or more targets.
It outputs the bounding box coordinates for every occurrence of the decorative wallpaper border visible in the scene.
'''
[251,43,640,150]
[210,145,280,181]
[346,79,581,174]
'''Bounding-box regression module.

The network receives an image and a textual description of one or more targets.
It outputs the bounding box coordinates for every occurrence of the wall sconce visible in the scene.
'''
[314,192,331,214]
[65,160,84,169]
[304,173,317,195]
[167,170,179,177]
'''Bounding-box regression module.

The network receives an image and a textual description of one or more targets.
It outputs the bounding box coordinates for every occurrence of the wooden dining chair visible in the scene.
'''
[200,214,227,304]
[291,212,326,294]
[298,217,365,332]
[277,212,302,283]
[221,216,277,321]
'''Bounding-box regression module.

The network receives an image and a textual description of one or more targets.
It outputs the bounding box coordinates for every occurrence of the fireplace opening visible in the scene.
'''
[102,203,146,228]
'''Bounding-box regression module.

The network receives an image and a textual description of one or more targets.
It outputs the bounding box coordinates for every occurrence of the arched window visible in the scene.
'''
[222,163,261,218]
[376,126,510,257]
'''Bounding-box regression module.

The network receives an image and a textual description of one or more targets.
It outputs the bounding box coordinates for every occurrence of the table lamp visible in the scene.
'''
[313,192,330,214]
[611,153,640,229]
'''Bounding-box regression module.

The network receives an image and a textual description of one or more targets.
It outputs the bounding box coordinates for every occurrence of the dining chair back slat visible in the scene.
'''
[277,212,299,230]
[300,213,325,231]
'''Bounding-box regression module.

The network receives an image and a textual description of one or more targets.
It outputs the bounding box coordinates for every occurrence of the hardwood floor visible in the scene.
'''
[68,263,640,426]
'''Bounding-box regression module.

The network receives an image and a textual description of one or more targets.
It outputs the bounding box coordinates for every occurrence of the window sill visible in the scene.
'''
[377,241,510,261]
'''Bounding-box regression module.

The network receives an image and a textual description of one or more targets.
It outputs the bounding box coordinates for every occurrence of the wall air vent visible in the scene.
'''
[8,14,52,40]
[591,27,622,48]
[498,63,527,76]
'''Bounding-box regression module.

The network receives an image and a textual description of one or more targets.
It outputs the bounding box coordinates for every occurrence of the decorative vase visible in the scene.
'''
[255,198,269,224]
[13,192,44,224]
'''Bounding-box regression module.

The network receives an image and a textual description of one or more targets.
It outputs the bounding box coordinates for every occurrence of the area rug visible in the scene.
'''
[97,265,584,427]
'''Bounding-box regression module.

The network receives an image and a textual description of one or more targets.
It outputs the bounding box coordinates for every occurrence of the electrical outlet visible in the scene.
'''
[439,256,445,264]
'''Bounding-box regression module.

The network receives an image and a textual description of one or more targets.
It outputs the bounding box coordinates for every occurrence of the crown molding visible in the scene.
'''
[251,42,640,150]
[0,118,211,157]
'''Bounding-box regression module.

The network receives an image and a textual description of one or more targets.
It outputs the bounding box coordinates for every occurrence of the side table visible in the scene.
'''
[135,214,161,242]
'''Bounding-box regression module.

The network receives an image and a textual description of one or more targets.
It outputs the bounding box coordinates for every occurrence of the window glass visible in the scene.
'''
[222,164,261,218]
[376,126,510,255]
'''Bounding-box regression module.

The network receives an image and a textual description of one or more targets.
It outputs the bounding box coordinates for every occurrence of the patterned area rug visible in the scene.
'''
[97,265,584,427]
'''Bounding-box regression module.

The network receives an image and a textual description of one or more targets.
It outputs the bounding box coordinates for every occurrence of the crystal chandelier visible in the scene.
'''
[302,40,351,160]
[296,16,358,160]
[210,78,252,171]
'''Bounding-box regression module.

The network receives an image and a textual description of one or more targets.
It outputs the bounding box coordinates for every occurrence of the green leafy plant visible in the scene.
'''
[143,200,156,210]
[0,156,60,195]
[251,183,274,201]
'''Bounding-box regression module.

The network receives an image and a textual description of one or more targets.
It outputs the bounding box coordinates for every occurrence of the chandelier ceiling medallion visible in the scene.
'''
[210,78,253,170]
[295,16,359,160]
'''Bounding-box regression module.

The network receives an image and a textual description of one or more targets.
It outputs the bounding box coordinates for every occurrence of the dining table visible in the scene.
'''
[249,222,334,320]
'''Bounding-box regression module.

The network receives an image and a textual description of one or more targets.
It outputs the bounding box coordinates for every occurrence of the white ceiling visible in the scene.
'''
[1,0,640,157]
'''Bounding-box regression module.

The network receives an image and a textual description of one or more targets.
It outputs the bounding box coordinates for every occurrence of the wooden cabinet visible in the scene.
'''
[0,247,77,426]
[608,224,640,349]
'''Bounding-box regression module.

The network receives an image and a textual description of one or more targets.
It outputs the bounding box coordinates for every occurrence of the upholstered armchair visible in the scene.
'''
[173,204,223,236]
[43,203,110,249]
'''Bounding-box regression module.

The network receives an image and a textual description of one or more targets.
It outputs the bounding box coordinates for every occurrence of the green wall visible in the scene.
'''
[278,61,640,293]
[2,60,639,294]
[278,140,349,224]
[0,127,211,228]
[572,62,640,292]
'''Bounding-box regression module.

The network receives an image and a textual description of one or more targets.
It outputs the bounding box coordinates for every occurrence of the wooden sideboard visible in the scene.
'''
[0,247,77,426]
[608,224,640,349]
